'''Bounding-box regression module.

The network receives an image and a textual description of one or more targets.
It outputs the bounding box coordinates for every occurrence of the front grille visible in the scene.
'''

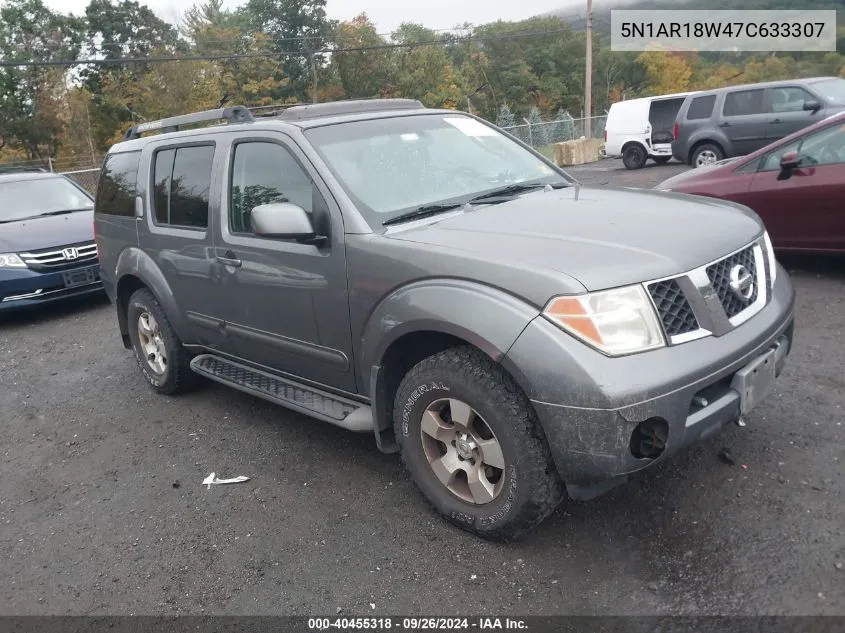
[648,279,699,336]
[706,246,758,319]
[19,242,98,272]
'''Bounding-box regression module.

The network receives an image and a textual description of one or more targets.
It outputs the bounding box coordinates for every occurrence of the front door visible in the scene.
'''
[720,88,771,155]
[744,121,845,252]
[213,133,356,393]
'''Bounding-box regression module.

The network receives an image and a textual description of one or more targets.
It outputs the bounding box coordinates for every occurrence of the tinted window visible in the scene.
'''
[152,145,213,229]
[95,151,140,216]
[230,142,315,234]
[687,95,716,120]
[770,87,814,113]
[153,148,175,225]
[723,89,766,116]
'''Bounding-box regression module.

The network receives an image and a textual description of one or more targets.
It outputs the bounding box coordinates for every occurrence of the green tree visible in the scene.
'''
[496,104,515,128]
[390,24,465,108]
[333,14,390,99]
[0,0,84,158]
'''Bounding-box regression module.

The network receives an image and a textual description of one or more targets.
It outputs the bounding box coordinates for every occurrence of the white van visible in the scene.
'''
[604,91,700,169]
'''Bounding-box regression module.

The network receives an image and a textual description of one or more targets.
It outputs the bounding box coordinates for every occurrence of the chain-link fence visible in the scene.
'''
[62,168,101,195]
[502,115,607,149]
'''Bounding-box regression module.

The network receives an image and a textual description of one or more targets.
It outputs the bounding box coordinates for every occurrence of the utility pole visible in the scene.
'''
[585,0,593,138]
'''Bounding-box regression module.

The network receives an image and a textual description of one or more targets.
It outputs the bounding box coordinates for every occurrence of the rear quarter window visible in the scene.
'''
[95,151,141,216]
[686,95,716,120]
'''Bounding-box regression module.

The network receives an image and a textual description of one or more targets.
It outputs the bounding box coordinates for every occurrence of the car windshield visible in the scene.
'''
[304,114,570,225]
[0,177,93,222]
[810,78,845,105]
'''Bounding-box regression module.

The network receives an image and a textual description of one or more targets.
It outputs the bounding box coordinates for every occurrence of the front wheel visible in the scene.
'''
[393,347,564,541]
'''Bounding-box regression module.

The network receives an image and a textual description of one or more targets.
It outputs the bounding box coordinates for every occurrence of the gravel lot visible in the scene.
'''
[1,159,842,616]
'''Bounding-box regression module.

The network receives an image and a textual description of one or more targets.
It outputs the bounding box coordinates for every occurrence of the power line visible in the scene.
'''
[0,27,575,68]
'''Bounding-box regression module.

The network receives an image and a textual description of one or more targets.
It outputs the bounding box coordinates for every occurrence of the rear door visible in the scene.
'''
[139,138,231,352]
[766,85,825,141]
[720,88,770,155]
[745,121,845,251]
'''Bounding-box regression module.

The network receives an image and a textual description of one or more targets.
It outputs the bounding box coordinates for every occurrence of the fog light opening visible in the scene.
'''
[630,417,669,460]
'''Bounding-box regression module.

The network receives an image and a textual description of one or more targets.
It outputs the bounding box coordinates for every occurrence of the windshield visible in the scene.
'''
[304,114,571,225]
[810,78,845,105]
[0,177,93,222]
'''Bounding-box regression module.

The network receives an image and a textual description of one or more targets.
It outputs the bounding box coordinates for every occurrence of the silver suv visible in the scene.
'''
[94,99,795,540]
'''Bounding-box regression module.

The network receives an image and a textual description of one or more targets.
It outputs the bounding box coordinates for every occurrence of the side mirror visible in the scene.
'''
[251,202,323,243]
[803,100,821,113]
[777,151,801,180]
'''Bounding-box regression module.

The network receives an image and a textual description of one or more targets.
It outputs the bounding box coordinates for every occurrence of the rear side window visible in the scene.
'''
[95,151,140,216]
[686,95,716,120]
[152,145,214,229]
[723,89,766,116]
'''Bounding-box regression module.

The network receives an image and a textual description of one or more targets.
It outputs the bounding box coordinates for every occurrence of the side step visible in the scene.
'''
[190,354,374,432]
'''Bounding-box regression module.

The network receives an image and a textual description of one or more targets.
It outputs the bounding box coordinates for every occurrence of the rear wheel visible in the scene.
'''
[691,143,723,168]
[393,346,564,541]
[126,288,197,395]
[622,144,648,170]
[653,156,671,165]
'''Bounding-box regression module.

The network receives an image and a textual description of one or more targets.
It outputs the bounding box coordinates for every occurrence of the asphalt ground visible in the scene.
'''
[0,158,842,616]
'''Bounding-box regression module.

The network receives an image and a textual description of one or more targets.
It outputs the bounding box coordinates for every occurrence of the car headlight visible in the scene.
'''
[762,231,776,289]
[543,285,665,356]
[0,253,27,268]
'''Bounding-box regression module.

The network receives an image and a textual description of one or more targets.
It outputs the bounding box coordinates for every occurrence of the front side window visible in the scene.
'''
[759,122,845,171]
[723,89,766,117]
[95,151,140,217]
[808,78,845,105]
[152,145,214,229]
[304,114,567,226]
[230,142,315,234]
[769,87,815,113]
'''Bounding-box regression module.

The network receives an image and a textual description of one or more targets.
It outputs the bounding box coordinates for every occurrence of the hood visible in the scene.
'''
[654,160,741,191]
[0,210,95,253]
[384,186,763,291]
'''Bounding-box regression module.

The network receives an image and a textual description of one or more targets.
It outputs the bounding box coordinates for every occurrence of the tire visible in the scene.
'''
[622,144,647,170]
[691,143,724,168]
[653,156,671,165]
[126,288,197,395]
[393,346,564,541]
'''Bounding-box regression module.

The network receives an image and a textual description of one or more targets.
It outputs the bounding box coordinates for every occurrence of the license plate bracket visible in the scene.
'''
[62,266,98,288]
[731,348,777,416]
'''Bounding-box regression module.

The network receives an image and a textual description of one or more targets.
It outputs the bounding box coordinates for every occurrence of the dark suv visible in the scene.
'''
[94,100,795,541]
[673,77,845,167]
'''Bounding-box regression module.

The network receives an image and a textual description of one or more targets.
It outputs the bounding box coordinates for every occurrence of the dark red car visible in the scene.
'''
[656,110,845,253]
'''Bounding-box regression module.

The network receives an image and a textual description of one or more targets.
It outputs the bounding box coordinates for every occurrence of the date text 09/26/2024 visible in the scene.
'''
[307,617,528,630]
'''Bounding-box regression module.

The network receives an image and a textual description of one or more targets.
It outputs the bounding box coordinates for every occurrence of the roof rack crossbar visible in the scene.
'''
[124,105,254,140]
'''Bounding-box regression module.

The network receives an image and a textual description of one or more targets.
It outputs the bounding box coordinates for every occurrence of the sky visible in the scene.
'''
[42,0,583,34]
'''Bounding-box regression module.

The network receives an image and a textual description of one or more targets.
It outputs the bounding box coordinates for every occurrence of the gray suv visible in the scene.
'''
[94,99,795,541]
[673,76,845,167]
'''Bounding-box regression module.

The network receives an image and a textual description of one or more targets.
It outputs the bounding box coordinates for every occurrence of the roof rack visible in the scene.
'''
[124,105,254,140]
[277,98,426,121]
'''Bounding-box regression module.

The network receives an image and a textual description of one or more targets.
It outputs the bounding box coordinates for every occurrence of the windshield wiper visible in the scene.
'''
[39,208,93,216]
[382,203,464,227]
[468,181,570,204]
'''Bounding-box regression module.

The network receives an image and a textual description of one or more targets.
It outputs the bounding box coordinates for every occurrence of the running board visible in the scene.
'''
[190,354,374,432]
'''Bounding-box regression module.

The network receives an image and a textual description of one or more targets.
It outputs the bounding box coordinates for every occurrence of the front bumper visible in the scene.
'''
[503,263,795,499]
[0,263,104,312]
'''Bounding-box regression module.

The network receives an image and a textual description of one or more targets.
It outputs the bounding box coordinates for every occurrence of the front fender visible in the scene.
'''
[359,279,541,382]
[115,246,191,344]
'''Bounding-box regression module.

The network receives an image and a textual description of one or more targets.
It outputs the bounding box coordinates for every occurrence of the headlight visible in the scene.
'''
[0,253,26,268]
[543,285,666,356]
[762,231,776,288]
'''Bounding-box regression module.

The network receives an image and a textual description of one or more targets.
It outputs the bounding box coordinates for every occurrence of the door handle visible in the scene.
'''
[719,122,731,127]
[770,118,782,124]
[217,251,242,268]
